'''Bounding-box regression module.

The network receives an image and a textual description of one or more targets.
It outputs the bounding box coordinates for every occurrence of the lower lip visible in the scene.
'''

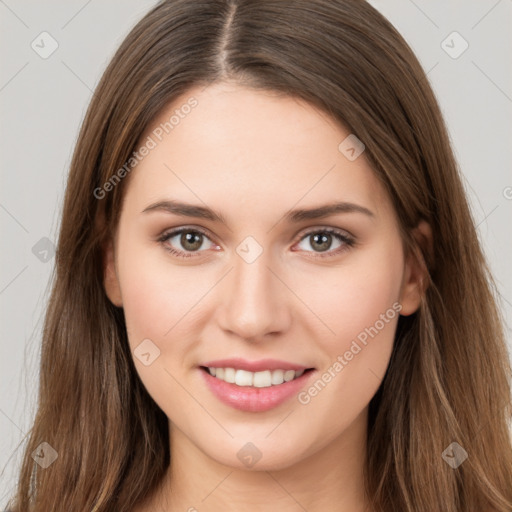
[199,368,315,412]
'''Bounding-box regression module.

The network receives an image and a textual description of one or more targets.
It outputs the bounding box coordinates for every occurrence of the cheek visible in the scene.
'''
[115,238,204,411]
[116,235,200,345]
[298,241,404,404]
[305,239,404,346]
[119,263,170,345]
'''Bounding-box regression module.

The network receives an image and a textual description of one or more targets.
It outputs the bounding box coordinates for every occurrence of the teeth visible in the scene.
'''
[224,367,236,383]
[283,370,295,382]
[271,369,284,385]
[207,367,307,387]
[253,370,271,388]
[235,369,253,386]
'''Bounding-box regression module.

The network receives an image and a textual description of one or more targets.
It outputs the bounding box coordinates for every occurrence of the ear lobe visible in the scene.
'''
[399,220,432,316]
[103,238,123,307]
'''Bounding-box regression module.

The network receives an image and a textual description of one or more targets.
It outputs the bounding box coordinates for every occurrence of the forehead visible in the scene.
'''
[123,82,392,224]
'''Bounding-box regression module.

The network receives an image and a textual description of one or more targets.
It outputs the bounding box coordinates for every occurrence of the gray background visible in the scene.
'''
[1,0,511,505]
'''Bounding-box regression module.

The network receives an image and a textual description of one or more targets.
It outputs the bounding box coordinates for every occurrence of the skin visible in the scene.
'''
[104,81,430,511]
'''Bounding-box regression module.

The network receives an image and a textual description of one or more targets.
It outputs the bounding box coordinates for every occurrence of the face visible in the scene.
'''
[104,81,425,471]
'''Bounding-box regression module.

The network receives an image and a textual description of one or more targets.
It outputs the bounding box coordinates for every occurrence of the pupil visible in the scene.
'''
[311,233,331,252]
[179,232,333,253]
[181,232,202,251]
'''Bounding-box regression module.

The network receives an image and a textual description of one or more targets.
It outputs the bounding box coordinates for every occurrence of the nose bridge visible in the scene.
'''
[218,238,289,340]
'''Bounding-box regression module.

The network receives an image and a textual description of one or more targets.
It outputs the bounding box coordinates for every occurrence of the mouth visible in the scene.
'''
[198,363,317,413]
[199,366,315,388]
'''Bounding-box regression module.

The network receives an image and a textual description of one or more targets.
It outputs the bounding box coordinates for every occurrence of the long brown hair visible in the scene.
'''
[7,1,512,510]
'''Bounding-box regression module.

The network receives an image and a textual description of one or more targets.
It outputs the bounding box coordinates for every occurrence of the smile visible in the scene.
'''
[199,365,316,412]
[204,367,309,387]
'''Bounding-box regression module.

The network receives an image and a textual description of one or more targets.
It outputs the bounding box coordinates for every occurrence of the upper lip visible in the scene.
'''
[201,358,312,372]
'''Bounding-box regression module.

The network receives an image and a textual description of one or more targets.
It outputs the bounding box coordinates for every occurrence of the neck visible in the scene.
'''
[141,407,370,512]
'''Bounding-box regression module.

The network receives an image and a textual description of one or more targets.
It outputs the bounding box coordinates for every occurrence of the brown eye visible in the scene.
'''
[179,231,204,251]
[158,228,216,258]
[295,228,355,258]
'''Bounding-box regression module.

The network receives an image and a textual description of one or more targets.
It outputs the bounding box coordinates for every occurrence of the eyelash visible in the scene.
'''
[157,226,355,260]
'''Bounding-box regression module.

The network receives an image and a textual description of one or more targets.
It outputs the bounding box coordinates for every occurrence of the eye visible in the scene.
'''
[294,228,355,258]
[157,227,218,258]
[157,226,355,260]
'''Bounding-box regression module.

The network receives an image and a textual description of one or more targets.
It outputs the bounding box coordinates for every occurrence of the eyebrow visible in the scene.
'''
[141,199,374,224]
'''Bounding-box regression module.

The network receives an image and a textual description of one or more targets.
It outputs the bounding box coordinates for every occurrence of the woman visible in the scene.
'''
[6,0,512,510]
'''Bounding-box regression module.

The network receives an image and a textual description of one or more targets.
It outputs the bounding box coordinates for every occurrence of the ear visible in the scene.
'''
[399,220,432,316]
[103,237,123,307]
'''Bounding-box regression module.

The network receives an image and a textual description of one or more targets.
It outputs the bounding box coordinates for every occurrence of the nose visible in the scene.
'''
[216,247,291,342]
